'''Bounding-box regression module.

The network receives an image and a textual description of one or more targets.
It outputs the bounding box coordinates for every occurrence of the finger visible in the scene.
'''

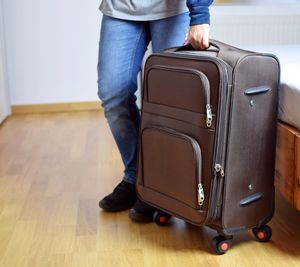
[187,36,200,49]
[193,39,205,50]
[202,38,210,49]
[196,38,209,50]
[183,39,190,45]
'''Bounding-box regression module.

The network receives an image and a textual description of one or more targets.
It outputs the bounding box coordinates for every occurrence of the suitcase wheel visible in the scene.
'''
[252,225,272,242]
[153,211,171,226]
[212,235,233,255]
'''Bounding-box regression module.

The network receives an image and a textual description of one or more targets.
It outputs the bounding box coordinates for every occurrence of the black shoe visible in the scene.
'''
[128,199,156,222]
[99,180,137,212]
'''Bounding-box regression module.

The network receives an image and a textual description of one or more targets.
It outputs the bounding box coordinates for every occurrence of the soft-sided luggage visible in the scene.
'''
[136,39,280,254]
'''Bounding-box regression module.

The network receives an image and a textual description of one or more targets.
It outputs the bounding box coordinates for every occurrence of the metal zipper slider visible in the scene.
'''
[198,183,205,206]
[206,104,212,127]
[215,164,225,176]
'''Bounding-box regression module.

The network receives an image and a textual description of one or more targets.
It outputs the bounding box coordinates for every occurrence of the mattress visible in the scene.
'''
[242,45,300,130]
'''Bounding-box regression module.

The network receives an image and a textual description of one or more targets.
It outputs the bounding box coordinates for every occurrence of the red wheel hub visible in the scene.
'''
[159,216,167,223]
[257,231,265,239]
[220,242,229,251]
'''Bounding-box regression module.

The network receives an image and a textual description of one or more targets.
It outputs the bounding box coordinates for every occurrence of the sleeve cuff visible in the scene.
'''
[187,0,212,25]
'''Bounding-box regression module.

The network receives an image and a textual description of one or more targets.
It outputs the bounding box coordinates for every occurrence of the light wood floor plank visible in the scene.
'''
[0,111,300,267]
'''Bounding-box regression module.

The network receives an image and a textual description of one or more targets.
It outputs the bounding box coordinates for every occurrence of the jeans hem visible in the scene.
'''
[123,176,136,185]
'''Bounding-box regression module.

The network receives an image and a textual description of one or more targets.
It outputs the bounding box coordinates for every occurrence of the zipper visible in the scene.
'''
[146,65,212,128]
[210,83,233,218]
[208,61,231,223]
[214,163,224,176]
[198,183,205,207]
[206,104,212,127]
[215,164,225,204]
[147,126,205,209]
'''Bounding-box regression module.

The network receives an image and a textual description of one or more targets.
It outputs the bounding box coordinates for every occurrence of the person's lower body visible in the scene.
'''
[97,13,189,220]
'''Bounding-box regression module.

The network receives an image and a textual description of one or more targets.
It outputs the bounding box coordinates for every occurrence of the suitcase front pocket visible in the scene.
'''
[146,65,212,127]
[141,126,204,210]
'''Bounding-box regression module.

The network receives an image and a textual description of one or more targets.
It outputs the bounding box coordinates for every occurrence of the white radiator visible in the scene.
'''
[210,5,300,46]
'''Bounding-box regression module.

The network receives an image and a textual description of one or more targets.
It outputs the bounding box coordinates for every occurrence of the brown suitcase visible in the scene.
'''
[136,39,280,254]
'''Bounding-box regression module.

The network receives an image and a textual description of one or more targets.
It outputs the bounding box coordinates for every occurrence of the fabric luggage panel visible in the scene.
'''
[137,111,216,223]
[142,126,200,209]
[220,55,280,233]
[146,65,210,113]
[144,55,221,114]
[137,55,221,224]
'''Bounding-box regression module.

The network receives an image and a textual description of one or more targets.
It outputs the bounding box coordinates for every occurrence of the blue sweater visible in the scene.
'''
[187,0,213,25]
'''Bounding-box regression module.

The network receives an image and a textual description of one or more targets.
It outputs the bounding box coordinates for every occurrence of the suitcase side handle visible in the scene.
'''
[244,86,271,96]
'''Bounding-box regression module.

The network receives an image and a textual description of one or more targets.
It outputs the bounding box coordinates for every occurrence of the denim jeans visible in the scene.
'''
[97,14,189,184]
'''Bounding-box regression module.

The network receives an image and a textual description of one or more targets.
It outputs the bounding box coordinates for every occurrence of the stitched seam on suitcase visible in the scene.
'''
[142,101,216,130]
[146,65,210,110]
[142,128,198,209]
[142,185,206,213]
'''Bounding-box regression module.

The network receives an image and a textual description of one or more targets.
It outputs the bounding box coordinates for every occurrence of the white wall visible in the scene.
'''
[2,0,101,105]
[0,0,10,122]
[2,2,300,106]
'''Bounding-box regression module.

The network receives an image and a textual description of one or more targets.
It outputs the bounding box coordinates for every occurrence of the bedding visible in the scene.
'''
[242,45,300,129]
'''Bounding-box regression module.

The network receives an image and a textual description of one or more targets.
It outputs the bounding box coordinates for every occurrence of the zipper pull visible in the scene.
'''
[198,183,205,206]
[206,104,212,128]
[215,164,225,176]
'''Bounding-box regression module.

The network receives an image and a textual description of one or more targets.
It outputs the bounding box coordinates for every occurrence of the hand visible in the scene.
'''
[184,24,210,50]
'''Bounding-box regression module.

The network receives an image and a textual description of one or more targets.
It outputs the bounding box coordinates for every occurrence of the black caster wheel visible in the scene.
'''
[252,225,272,242]
[153,211,171,226]
[212,235,232,255]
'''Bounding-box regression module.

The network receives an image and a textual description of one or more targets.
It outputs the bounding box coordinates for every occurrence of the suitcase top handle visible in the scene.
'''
[169,39,231,53]
[170,42,219,53]
[165,39,246,68]
[165,39,240,61]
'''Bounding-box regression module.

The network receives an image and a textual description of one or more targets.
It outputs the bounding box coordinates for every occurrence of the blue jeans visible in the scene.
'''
[97,14,189,184]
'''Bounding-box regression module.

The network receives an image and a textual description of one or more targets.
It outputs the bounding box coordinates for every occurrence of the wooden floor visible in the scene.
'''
[0,111,300,267]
